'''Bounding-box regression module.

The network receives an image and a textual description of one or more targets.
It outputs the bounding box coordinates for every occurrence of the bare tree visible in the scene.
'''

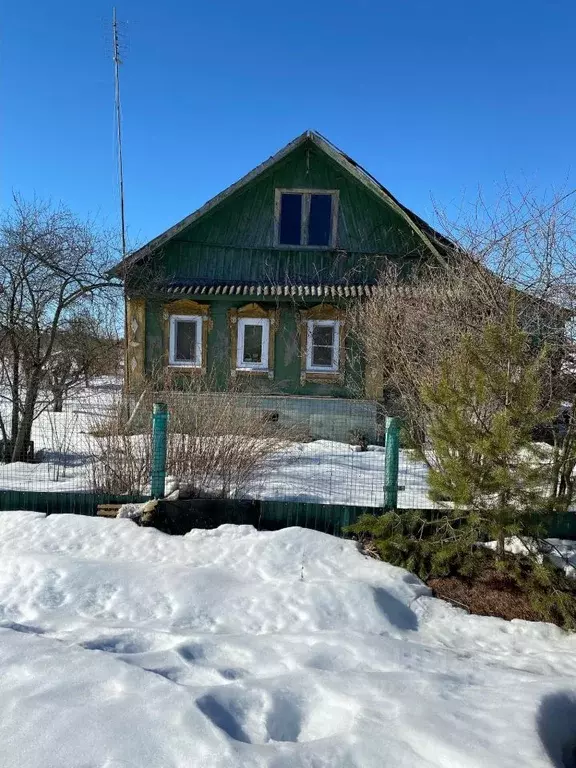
[0,196,121,461]
[351,184,576,504]
[351,260,508,447]
[46,312,121,412]
[87,373,307,497]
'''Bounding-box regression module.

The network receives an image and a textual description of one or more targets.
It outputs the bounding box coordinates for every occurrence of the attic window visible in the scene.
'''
[275,189,338,247]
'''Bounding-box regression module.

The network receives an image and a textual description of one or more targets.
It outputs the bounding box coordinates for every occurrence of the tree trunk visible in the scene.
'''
[52,390,64,413]
[496,489,509,562]
[10,347,20,443]
[11,376,40,462]
[555,401,576,510]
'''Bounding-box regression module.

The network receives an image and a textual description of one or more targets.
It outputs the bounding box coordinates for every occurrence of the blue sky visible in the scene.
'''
[2,0,575,249]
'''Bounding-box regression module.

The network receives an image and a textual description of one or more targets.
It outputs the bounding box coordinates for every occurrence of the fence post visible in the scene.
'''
[151,402,168,499]
[384,417,400,511]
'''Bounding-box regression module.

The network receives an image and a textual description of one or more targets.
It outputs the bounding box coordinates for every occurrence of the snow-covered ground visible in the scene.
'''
[548,538,576,577]
[247,440,435,508]
[0,511,574,767]
[0,378,121,493]
[0,381,434,508]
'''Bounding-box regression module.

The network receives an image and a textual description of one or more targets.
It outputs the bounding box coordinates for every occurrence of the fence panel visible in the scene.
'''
[1,383,575,539]
[0,491,148,517]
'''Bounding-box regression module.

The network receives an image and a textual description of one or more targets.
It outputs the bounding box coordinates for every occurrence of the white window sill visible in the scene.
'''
[236,367,270,373]
[167,363,202,369]
[306,368,339,374]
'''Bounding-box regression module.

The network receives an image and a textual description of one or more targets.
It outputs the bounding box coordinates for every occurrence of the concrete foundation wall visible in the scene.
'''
[245,395,384,444]
[134,393,385,445]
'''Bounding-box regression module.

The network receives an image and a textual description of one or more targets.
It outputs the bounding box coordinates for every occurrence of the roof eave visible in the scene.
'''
[110,130,314,276]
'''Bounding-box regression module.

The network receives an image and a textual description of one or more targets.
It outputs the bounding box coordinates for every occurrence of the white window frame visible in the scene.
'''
[168,314,203,367]
[306,319,340,372]
[274,189,339,248]
[237,317,270,371]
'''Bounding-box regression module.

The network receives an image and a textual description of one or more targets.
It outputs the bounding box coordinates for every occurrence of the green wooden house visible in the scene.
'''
[113,131,447,442]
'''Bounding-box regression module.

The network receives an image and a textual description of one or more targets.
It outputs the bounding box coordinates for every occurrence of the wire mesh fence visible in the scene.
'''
[2,380,573,538]
[0,378,441,515]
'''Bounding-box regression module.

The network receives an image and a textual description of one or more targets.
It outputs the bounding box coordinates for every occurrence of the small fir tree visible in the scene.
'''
[420,309,551,562]
[349,306,552,578]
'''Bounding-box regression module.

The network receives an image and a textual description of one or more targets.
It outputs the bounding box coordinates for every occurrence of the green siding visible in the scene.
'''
[145,297,362,396]
[134,138,420,394]
[154,143,423,286]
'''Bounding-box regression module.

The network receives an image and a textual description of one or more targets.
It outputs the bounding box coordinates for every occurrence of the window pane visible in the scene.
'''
[243,324,263,363]
[312,325,334,348]
[312,345,333,367]
[279,193,302,245]
[308,194,332,246]
[311,324,335,367]
[175,320,197,362]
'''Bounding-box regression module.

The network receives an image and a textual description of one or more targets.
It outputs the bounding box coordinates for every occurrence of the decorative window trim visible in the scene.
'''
[274,189,339,249]
[126,297,146,391]
[168,315,203,368]
[299,304,345,384]
[163,299,211,377]
[228,303,277,379]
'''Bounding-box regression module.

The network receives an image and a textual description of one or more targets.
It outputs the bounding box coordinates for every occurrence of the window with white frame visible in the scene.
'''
[169,315,203,367]
[306,319,340,372]
[275,189,338,247]
[237,317,270,370]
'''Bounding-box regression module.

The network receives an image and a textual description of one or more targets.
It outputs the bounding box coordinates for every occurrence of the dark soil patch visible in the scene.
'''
[351,523,576,628]
[428,566,576,626]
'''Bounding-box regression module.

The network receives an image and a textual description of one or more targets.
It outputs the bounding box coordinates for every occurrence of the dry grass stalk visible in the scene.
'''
[87,405,152,495]
[87,376,305,498]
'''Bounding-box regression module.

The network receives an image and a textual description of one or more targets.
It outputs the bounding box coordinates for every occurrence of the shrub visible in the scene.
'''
[87,379,304,498]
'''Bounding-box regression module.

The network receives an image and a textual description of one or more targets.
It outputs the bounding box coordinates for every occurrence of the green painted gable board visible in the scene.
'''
[148,143,427,287]
[178,144,421,250]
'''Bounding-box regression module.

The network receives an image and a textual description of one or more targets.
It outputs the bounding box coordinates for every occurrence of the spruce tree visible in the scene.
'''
[349,306,552,577]
[420,309,550,562]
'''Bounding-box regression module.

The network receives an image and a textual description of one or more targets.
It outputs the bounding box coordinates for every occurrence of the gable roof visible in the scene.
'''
[112,130,452,276]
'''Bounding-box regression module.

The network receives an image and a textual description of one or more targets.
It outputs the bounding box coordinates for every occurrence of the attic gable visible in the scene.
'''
[112,131,449,276]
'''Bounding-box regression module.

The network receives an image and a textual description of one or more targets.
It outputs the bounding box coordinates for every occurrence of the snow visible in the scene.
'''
[0,381,437,508]
[484,536,576,577]
[0,512,574,766]
[546,538,576,578]
[485,536,545,561]
[0,378,121,493]
[0,382,572,515]
[117,502,146,519]
[248,440,435,508]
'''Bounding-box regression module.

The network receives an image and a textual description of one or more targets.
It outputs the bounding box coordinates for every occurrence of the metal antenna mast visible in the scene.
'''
[113,7,127,260]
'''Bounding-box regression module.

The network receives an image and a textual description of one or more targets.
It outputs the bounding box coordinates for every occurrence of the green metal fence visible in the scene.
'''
[0,491,149,517]
[259,501,369,536]
[0,385,575,539]
[1,488,572,541]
